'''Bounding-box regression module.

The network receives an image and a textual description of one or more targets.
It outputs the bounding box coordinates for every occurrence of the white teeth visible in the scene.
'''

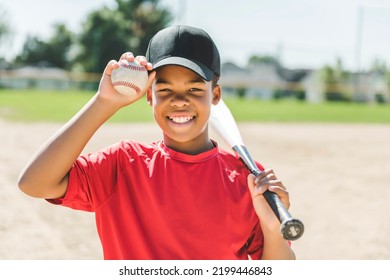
[169,116,193,123]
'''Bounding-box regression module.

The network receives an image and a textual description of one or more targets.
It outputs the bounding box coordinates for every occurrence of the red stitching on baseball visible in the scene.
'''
[119,62,146,72]
[112,81,141,94]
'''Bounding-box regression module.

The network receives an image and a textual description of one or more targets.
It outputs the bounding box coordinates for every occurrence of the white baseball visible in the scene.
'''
[111,60,148,97]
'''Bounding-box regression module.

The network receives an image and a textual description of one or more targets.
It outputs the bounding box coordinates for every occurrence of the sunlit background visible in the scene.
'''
[1,0,390,261]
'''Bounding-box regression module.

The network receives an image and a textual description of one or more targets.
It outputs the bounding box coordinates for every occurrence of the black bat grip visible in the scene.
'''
[262,190,304,241]
[233,145,304,241]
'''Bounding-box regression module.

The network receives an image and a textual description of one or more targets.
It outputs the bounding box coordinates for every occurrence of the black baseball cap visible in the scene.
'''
[146,25,220,81]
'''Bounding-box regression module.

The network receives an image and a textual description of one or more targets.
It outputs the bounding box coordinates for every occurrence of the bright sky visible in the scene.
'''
[1,0,390,71]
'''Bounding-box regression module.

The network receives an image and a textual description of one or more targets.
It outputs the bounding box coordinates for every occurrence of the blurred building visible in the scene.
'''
[220,62,389,103]
[0,64,100,90]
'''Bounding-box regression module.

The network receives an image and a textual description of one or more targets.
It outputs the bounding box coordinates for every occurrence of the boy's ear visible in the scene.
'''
[145,71,156,106]
[212,85,221,105]
[146,88,153,106]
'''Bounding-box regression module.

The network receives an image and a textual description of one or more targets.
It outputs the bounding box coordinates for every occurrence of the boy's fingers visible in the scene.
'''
[145,62,153,71]
[270,186,290,209]
[135,56,153,70]
[247,174,267,196]
[135,55,147,64]
[103,60,119,77]
[116,53,153,71]
[120,52,134,61]
[255,173,276,186]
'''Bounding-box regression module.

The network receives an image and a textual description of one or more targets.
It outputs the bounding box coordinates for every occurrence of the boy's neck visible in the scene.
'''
[163,138,216,155]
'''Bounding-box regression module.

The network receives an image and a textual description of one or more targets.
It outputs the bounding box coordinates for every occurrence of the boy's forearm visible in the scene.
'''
[18,94,119,198]
[261,227,296,260]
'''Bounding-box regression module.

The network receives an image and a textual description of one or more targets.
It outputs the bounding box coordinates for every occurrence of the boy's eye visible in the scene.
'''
[156,88,172,95]
[189,88,203,94]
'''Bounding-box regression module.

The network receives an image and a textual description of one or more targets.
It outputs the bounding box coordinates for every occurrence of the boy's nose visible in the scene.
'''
[170,95,189,107]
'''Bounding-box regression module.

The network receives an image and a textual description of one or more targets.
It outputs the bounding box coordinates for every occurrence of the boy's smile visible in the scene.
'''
[167,115,194,125]
[148,65,220,154]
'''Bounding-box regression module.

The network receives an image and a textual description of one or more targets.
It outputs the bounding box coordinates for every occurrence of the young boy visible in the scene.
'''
[18,25,295,260]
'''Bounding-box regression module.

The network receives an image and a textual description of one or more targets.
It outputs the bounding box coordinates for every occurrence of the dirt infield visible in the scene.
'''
[1,119,389,260]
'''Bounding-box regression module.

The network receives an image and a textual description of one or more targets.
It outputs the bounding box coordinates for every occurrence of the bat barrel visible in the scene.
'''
[233,145,304,241]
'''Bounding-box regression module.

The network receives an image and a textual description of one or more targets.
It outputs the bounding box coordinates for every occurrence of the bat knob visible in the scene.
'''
[281,218,304,241]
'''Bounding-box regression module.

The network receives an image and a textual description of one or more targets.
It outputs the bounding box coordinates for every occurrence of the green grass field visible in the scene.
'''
[1,88,389,123]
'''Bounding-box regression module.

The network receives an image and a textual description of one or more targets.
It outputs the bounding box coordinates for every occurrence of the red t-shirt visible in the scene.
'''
[48,140,264,260]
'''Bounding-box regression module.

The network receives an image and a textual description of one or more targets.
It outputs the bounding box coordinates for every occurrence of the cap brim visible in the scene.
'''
[153,57,214,81]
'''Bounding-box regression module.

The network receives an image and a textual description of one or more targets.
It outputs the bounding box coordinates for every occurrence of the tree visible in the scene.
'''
[14,24,74,69]
[320,58,350,101]
[370,58,387,75]
[248,55,280,67]
[75,0,172,73]
[14,35,46,66]
[46,24,74,69]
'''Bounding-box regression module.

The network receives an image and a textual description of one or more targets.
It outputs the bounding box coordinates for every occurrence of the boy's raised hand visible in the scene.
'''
[98,52,155,108]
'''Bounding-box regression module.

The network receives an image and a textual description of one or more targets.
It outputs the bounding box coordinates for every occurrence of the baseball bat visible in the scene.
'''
[210,99,304,241]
